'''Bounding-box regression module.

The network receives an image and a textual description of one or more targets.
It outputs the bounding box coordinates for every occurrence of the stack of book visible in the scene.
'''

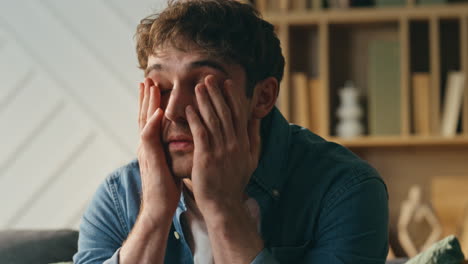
[440,71,466,137]
[411,71,466,137]
[290,72,327,136]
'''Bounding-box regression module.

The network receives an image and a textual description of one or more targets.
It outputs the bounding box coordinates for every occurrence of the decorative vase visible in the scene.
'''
[336,81,364,138]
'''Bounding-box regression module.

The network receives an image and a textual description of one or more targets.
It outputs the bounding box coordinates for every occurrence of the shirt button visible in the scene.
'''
[174,231,180,240]
[272,189,280,197]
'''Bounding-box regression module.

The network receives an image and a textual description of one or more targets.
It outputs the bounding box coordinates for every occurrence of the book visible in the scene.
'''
[291,72,310,128]
[440,71,465,137]
[291,0,307,11]
[267,0,281,12]
[279,0,289,11]
[309,79,326,135]
[312,0,322,10]
[412,73,431,136]
[368,39,401,136]
[255,0,267,13]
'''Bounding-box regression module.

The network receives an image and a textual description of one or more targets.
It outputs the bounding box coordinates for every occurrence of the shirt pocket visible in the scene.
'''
[270,241,310,263]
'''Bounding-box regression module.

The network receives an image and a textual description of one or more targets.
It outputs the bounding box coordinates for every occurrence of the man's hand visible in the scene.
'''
[137,78,182,221]
[185,75,264,263]
[120,78,181,264]
[185,75,261,211]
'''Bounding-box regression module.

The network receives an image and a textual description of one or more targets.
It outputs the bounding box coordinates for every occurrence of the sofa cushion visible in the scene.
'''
[0,229,78,264]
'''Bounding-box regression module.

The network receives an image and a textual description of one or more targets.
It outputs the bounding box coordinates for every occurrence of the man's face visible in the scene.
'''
[145,46,252,179]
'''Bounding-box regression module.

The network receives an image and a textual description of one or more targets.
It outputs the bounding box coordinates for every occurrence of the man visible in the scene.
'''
[74,0,389,263]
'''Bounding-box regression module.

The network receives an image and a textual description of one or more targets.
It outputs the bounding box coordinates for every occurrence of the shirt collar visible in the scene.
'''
[247,106,291,200]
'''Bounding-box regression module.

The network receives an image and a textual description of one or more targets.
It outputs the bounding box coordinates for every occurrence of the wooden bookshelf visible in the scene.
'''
[259,1,468,144]
[329,135,468,148]
[255,0,468,258]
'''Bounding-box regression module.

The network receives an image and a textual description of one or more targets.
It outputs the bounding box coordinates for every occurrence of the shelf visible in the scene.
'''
[327,135,468,148]
[264,3,468,24]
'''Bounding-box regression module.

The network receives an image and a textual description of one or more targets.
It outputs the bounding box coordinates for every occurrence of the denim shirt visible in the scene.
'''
[73,107,389,264]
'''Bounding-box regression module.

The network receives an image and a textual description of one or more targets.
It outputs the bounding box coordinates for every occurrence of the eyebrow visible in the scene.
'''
[145,59,228,77]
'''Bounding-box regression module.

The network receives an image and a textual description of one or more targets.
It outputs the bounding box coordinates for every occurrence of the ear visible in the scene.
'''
[251,77,279,119]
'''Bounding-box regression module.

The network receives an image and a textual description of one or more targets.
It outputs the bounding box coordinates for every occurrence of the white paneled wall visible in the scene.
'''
[0,0,166,230]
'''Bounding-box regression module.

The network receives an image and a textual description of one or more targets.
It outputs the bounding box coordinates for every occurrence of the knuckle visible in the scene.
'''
[226,142,238,152]
[209,117,220,127]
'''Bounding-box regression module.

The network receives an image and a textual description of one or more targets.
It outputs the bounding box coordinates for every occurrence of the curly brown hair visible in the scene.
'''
[135,0,285,97]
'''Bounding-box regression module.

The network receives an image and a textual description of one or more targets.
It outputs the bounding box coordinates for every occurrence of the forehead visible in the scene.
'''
[146,46,245,80]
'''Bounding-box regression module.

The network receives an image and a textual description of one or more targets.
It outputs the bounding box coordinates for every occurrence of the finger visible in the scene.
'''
[205,76,236,141]
[195,82,222,148]
[138,82,144,130]
[185,105,210,153]
[147,84,161,121]
[140,78,152,129]
[248,117,261,160]
[141,108,164,143]
[224,80,246,140]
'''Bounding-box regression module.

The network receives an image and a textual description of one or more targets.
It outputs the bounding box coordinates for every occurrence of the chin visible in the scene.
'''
[169,152,193,179]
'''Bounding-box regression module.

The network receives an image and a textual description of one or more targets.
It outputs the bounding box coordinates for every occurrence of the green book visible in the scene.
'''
[375,0,406,7]
[368,39,401,136]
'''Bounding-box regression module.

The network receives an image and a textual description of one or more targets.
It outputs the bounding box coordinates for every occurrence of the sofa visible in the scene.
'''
[0,229,78,264]
[1,229,465,264]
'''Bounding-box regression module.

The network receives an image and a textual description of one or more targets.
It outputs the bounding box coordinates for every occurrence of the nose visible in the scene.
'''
[164,82,194,123]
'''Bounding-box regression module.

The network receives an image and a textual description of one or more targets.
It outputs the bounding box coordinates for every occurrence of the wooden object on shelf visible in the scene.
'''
[312,0,322,10]
[318,22,330,136]
[368,39,401,136]
[400,17,411,136]
[440,71,465,137]
[255,0,267,13]
[412,73,432,136]
[267,0,281,12]
[431,177,468,238]
[291,72,310,128]
[309,79,327,136]
[398,185,442,257]
[329,135,468,148]
[461,16,468,136]
[429,16,441,135]
[291,0,307,11]
[279,0,288,11]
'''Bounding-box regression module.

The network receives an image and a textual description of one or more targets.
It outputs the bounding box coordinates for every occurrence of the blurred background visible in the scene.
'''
[0,0,166,230]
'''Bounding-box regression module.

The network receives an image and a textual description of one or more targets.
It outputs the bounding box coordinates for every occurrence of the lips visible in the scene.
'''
[166,136,194,152]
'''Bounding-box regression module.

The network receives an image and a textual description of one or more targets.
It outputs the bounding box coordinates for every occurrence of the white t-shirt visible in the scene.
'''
[181,191,261,264]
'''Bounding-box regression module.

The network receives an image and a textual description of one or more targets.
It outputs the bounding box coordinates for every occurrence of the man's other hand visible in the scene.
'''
[137,77,181,222]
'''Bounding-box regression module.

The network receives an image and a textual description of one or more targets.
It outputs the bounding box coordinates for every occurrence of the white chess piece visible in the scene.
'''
[336,81,363,138]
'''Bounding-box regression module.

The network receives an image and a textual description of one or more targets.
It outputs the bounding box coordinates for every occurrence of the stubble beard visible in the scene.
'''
[166,149,193,179]
[163,120,194,179]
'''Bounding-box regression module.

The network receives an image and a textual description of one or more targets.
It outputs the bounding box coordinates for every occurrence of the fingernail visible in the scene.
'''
[196,84,204,94]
